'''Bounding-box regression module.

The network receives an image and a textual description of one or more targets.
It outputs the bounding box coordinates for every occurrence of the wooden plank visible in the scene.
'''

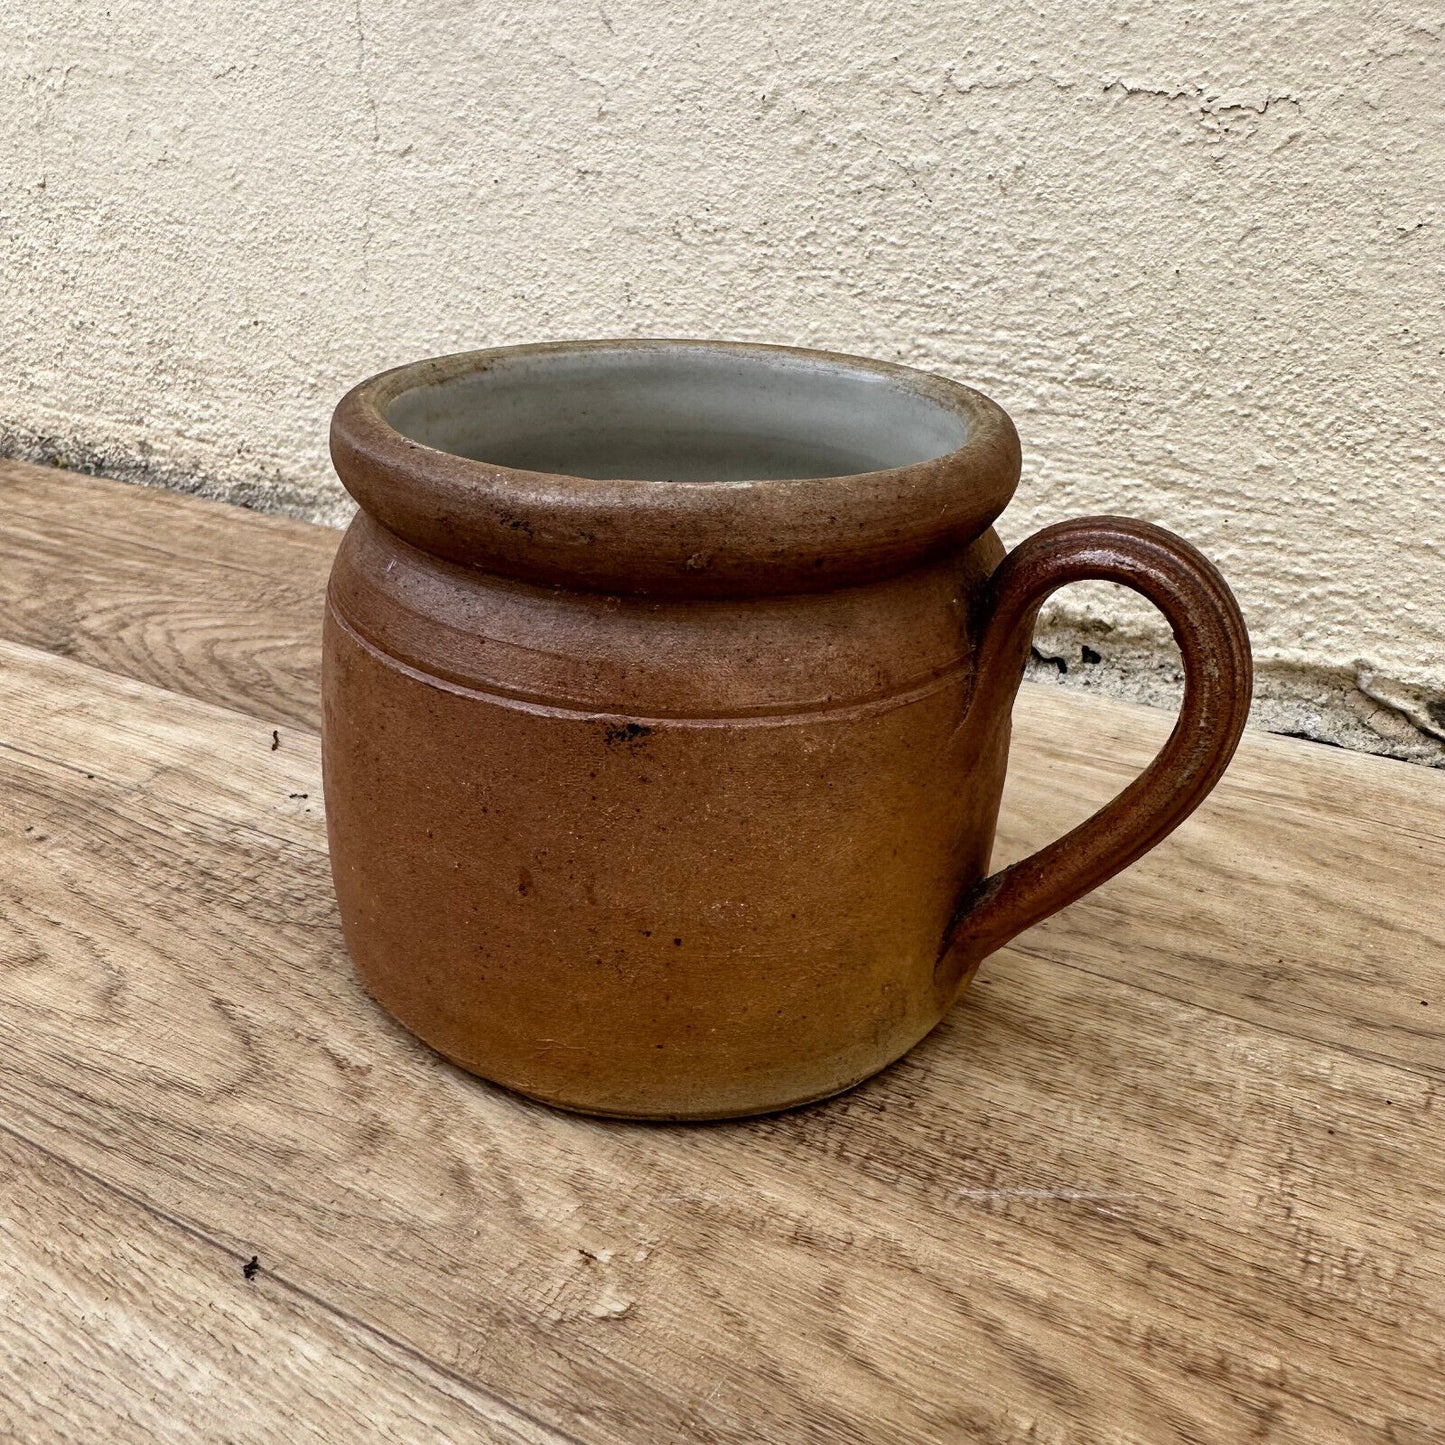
[992,703,1445,1078]
[5,459,1439,838]
[0,1127,568,1444]
[0,636,321,848]
[4,626,1441,1082]
[5,468,1439,1080]
[2,453,1439,850]
[0,458,330,729]
[1,639,1443,1442]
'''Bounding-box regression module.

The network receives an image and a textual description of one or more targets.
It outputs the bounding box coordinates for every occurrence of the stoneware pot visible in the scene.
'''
[325,340,1252,1120]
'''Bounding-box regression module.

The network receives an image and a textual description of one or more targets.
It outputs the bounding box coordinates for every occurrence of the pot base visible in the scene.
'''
[362,971,975,1123]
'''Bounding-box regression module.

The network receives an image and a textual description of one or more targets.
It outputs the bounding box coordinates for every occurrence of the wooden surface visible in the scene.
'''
[1,456,1442,1444]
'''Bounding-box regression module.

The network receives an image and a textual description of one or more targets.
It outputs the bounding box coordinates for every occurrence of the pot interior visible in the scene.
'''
[383,344,970,482]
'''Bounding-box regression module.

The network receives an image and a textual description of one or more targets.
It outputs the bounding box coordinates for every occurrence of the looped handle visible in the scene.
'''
[938,516,1252,993]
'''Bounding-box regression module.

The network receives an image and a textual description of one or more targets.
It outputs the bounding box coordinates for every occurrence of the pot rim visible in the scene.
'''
[329,338,1021,597]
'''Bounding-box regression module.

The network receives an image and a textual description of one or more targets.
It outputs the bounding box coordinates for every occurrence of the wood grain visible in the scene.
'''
[3,602,1440,1084]
[2,635,1443,1443]
[0,1128,567,1444]
[0,458,330,729]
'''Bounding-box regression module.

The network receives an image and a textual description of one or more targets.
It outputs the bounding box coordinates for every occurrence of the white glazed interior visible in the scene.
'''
[384,345,971,482]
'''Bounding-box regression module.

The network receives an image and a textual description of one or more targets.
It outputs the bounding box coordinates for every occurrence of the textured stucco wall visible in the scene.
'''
[2,2,1442,758]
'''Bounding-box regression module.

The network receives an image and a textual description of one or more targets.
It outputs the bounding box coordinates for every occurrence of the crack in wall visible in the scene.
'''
[938,69,1301,141]
[1356,667,1445,744]
[1102,80,1298,114]
[1101,79,1303,144]
[351,0,381,291]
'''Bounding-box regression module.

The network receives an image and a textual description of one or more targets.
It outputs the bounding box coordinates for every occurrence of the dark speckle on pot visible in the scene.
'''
[603,721,652,748]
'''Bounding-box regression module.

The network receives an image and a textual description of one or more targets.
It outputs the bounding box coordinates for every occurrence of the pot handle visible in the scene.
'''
[937,516,1252,994]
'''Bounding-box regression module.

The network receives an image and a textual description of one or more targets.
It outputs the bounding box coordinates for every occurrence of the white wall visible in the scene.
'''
[2,2,1442,758]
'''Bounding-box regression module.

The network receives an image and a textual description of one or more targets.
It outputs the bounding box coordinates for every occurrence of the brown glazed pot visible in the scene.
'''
[325,340,1252,1120]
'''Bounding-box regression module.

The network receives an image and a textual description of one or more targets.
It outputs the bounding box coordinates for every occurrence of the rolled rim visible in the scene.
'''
[329,339,1021,596]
